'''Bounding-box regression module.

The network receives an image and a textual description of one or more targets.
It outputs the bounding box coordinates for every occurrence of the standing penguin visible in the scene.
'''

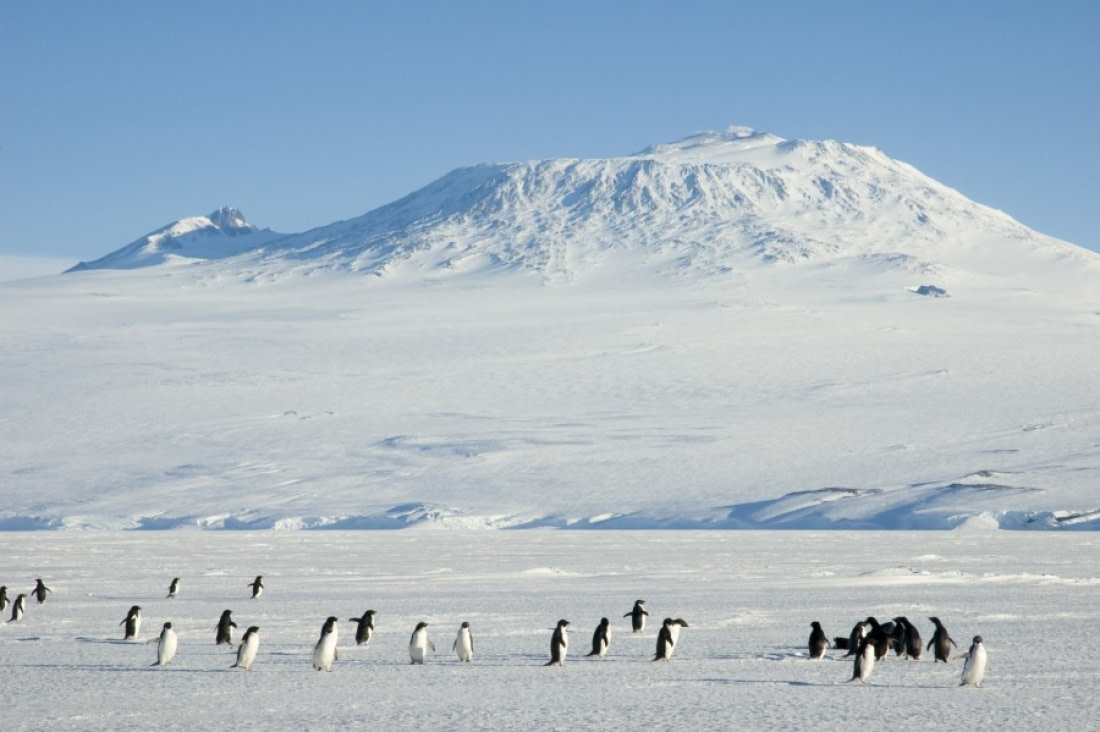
[586,617,610,658]
[624,600,648,633]
[215,610,237,645]
[545,619,570,666]
[166,578,181,599]
[960,636,989,687]
[894,616,922,660]
[312,616,339,671]
[863,617,891,661]
[233,626,260,670]
[32,579,51,604]
[247,576,264,600]
[0,586,8,614]
[453,621,474,663]
[848,638,875,683]
[120,605,142,640]
[8,593,26,622]
[151,622,178,667]
[808,621,830,660]
[843,621,866,657]
[927,616,958,663]
[408,621,435,664]
[654,618,689,661]
[348,610,376,646]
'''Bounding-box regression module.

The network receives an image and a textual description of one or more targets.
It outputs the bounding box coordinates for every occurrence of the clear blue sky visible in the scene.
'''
[2,0,1099,263]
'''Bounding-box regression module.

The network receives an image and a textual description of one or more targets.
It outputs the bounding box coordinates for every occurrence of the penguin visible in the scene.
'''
[927,616,957,663]
[624,600,648,633]
[8,593,26,622]
[247,576,264,599]
[654,618,689,661]
[883,619,906,656]
[960,635,988,687]
[863,617,891,661]
[120,605,142,640]
[848,638,875,683]
[0,586,8,614]
[545,619,569,666]
[843,621,866,657]
[408,621,435,664]
[348,610,376,646]
[808,621,830,660]
[312,616,339,671]
[215,609,237,645]
[585,617,610,658]
[233,626,260,670]
[32,579,51,604]
[151,622,178,667]
[166,578,181,599]
[894,616,922,660]
[453,621,474,663]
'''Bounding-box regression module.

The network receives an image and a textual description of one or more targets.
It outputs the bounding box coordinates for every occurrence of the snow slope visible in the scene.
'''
[2,127,1099,531]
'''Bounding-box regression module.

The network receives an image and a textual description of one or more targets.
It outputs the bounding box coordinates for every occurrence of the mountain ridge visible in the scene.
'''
[68,127,1100,282]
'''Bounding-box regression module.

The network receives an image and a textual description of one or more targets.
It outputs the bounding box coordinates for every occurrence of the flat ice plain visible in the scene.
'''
[1,531,1096,730]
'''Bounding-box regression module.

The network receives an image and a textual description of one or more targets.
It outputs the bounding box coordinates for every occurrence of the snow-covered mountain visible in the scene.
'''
[6,127,1100,531]
[72,127,1093,282]
[66,206,284,271]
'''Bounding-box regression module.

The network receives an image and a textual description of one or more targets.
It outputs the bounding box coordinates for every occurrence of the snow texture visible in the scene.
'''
[0,532,1096,729]
[2,127,1100,531]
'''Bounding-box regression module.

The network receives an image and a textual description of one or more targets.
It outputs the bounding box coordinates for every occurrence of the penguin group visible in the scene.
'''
[811,615,990,687]
[1,580,49,624]
[1,572,991,688]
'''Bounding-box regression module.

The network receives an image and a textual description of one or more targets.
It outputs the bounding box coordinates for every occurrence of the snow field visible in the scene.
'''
[1,531,1096,729]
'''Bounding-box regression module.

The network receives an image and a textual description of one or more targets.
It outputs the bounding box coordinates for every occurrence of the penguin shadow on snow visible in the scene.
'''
[76,636,143,645]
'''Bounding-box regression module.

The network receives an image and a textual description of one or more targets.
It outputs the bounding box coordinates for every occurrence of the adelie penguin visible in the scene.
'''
[893,616,922,660]
[151,622,178,667]
[808,621,830,660]
[585,617,610,658]
[247,576,264,600]
[348,609,376,646]
[408,621,435,665]
[847,638,875,683]
[960,635,989,687]
[863,617,891,661]
[842,621,866,656]
[216,609,237,645]
[454,621,474,663]
[545,619,569,666]
[928,616,957,663]
[166,577,181,599]
[654,618,689,661]
[233,626,260,670]
[120,605,142,641]
[8,593,26,623]
[624,600,648,633]
[0,586,8,615]
[312,616,339,671]
[32,579,51,604]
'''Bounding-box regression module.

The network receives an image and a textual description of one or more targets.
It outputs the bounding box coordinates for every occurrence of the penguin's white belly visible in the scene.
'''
[961,645,987,687]
[158,632,178,666]
[455,632,473,662]
[237,636,259,670]
[858,646,875,682]
[313,634,337,671]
